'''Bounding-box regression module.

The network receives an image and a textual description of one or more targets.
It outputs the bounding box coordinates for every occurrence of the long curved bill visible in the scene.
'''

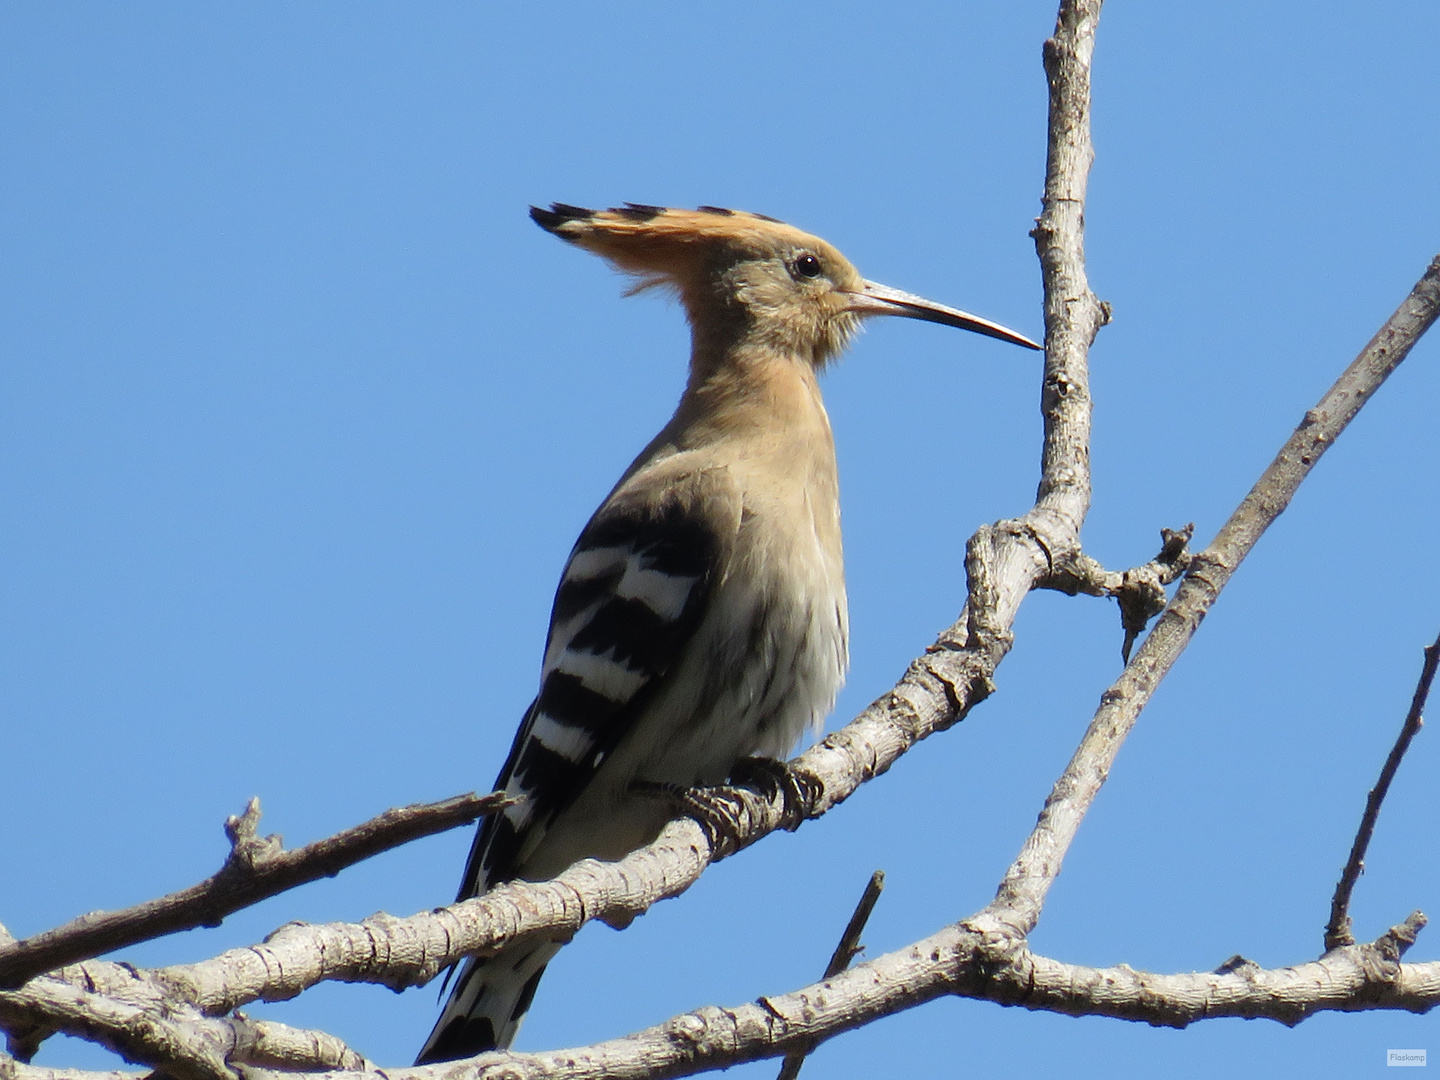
[845,279,1041,350]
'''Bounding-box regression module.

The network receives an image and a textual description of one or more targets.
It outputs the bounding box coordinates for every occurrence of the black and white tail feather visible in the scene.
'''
[415,498,720,1062]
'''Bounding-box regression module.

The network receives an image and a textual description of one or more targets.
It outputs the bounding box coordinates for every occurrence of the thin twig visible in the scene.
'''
[0,791,514,990]
[1325,631,1440,950]
[775,871,884,1080]
[820,871,886,980]
[1038,525,1195,661]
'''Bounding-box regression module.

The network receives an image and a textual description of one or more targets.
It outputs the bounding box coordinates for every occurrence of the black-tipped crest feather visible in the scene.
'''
[618,202,665,220]
[529,203,593,235]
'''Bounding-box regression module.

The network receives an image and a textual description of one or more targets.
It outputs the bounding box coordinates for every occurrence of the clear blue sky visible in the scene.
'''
[3,3,1438,1077]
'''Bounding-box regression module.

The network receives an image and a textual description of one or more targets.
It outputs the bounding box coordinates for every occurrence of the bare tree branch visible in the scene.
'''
[0,792,515,993]
[978,253,1440,940]
[818,872,885,985]
[185,918,1434,1080]
[1038,525,1194,660]
[6,2,1438,1078]
[1030,0,1107,514]
[1326,631,1440,950]
[0,1056,140,1080]
[8,911,1438,1080]
[775,871,884,1080]
[229,1018,370,1073]
[0,971,232,1080]
[0,962,368,1078]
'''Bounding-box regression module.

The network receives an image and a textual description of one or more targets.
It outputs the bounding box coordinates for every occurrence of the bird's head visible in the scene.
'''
[530,203,1040,368]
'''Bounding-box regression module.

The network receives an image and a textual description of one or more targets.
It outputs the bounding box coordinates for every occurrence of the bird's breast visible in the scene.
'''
[634,437,849,783]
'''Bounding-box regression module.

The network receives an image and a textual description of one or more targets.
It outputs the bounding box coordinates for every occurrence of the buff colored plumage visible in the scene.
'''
[416,204,1038,1064]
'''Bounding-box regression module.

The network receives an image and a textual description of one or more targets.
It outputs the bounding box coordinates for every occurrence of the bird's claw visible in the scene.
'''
[628,758,822,857]
[629,778,748,856]
[728,756,823,828]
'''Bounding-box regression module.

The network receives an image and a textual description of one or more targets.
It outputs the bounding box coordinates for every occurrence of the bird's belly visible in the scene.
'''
[517,570,846,880]
[641,568,847,782]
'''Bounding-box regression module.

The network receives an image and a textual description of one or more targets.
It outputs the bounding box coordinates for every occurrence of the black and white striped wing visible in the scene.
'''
[456,498,717,898]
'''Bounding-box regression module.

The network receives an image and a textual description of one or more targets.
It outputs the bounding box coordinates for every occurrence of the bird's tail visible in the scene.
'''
[415,940,562,1064]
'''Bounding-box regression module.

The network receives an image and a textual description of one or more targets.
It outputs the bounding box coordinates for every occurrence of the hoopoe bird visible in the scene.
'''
[416,203,1039,1063]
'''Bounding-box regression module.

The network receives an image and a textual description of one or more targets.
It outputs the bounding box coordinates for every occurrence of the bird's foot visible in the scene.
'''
[629,778,749,856]
[628,759,822,857]
[728,756,823,829]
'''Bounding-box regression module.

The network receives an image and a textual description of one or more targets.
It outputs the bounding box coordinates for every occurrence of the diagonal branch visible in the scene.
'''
[5,929,1439,1080]
[0,791,514,991]
[8,906,1438,1080]
[975,253,1440,939]
[1326,631,1440,949]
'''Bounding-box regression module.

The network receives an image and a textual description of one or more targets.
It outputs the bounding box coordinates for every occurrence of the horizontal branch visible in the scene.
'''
[0,791,514,991]
[0,963,368,1079]
[1037,524,1193,660]
[1007,915,1435,1027]
[6,908,1437,1080]
[0,1057,139,1080]
[162,916,1440,1080]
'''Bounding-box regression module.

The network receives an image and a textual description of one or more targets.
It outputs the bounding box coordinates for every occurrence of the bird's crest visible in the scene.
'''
[529,203,846,295]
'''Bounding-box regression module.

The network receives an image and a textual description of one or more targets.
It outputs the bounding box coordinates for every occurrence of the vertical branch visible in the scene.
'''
[1031,0,1108,515]
[960,0,1108,664]
[1325,632,1440,950]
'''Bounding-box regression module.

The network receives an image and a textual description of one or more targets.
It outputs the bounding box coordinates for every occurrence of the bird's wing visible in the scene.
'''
[455,487,724,898]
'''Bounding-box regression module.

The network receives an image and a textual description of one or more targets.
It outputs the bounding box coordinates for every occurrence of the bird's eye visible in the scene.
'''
[793,253,823,279]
